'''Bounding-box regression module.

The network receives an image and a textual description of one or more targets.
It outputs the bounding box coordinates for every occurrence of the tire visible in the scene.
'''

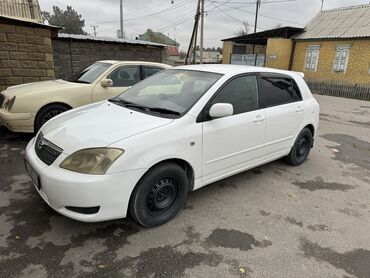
[129,162,189,227]
[285,127,313,166]
[34,104,69,132]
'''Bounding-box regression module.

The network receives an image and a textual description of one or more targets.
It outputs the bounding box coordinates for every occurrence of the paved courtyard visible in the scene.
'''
[0,94,370,278]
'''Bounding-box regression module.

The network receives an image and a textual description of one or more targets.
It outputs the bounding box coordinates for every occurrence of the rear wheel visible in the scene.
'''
[285,127,313,166]
[34,104,69,132]
[129,163,189,227]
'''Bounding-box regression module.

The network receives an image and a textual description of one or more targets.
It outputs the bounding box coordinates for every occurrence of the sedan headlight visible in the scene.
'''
[4,96,16,111]
[60,148,124,175]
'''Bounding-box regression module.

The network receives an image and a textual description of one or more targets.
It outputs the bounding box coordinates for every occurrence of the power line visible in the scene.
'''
[87,0,191,25]
[221,2,304,26]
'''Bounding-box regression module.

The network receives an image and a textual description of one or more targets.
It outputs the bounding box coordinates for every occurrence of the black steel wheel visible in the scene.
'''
[285,127,313,166]
[34,104,69,132]
[129,163,189,227]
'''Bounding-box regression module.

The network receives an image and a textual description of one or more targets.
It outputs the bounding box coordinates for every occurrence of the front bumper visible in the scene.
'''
[0,108,34,133]
[25,138,146,222]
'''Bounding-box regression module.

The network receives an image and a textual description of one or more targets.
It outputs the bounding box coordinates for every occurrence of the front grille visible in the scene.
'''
[35,133,63,166]
[0,93,4,108]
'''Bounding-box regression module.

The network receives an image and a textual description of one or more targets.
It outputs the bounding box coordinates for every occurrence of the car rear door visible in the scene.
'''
[201,74,266,183]
[92,65,141,102]
[259,73,305,159]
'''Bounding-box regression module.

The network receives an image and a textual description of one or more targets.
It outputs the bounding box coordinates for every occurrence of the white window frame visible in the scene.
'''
[332,44,351,73]
[304,45,320,72]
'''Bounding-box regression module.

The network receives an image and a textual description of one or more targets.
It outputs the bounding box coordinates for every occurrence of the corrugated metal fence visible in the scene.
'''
[306,79,370,101]
[0,0,42,22]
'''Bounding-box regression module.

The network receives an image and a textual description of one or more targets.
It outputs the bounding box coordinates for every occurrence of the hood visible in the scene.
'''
[2,80,87,97]
[41,101,173,154]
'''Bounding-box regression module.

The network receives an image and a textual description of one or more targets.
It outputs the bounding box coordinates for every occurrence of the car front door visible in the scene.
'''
[201,74,266,183]
[92,65,141,102]
[259,73,305,159]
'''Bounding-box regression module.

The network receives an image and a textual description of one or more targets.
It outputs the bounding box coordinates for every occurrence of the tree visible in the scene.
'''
[234,20,250,36]
[42,6,86,35]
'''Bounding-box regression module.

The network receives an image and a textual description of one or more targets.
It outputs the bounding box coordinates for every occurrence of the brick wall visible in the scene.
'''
[52,39,166,80]
[292,39,370,84]
[0,23,55,91]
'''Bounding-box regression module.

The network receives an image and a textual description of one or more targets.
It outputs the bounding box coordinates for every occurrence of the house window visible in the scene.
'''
[305,46,320,71]
[333,45,351,73]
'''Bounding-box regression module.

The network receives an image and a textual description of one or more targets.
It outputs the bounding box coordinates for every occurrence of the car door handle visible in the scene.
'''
[296,106,304,112]
[253,115,265,123]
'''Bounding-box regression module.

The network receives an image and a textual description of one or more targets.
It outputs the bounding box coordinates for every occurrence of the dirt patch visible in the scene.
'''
[285,217,303,227]
[349,120,370,128]
[300,237,370,278]
[205,228,272,251]
[307,224,329,231]
[292,177,354,192]
[321,134,370,170]
[259,210,271,217]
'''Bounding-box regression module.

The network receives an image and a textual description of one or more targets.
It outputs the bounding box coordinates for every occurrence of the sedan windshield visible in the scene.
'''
[69,62,111,84]
[111,69,222,117]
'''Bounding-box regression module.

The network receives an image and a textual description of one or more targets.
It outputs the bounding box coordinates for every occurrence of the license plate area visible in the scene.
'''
[25,159,41,190]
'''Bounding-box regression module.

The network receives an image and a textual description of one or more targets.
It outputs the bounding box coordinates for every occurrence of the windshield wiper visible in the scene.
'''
[147,107,180,116]
[109,99,180,116]
[109,99,148,110]
[68,80,90,84]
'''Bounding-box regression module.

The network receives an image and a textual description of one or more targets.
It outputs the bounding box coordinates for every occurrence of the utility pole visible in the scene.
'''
[320,0,324,11]
[120,0,124,38]
[199,0,204,64]
[253,0,261,33]
[90,25,99,36]
[185,0,201,65]
[252,0,261,66]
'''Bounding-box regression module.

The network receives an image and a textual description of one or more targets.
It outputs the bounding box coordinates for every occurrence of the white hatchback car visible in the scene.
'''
[25,65,319,227]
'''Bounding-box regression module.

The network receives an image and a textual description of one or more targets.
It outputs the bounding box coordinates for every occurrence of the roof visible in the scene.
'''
[98,60,172,68]
[222,26,304,45]
[0,15,60,29]
[294,4,370,40]
[57,33,167,48]
[138,29,179,46]
[175,64,303,78]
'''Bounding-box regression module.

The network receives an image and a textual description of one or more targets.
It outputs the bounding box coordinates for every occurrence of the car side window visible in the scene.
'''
[210,75,259,115]
[261,75,302,107]
[107,66,140,87]
[143,66,164,78]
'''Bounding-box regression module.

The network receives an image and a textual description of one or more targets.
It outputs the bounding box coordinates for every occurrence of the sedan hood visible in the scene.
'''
[41,101,173,154]
[2,79,87,97]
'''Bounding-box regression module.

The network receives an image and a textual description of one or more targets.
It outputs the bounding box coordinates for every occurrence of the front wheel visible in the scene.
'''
[285,127,313,166]
[34,104,69,132]
[129,163,189,227]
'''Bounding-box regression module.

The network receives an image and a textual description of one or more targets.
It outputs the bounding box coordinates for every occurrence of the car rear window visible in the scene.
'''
[261,75,302,107]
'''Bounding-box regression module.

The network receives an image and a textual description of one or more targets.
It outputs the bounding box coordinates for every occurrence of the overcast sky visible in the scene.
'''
[39,0,369,50]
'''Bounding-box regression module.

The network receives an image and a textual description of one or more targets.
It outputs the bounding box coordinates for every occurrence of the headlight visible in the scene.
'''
[60,148,124,175]
[4,96,16,111]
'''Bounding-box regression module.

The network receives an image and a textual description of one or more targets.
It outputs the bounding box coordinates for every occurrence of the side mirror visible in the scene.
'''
[209,103,233,118]
[101,79,113,88]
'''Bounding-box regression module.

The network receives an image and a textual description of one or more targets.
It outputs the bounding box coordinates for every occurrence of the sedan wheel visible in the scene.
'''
[34,104,69,132]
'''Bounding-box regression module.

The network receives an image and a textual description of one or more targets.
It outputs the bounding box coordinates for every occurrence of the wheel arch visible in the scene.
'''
[34,102,73,128]
[304,123,315,137]
[140,158,195,191]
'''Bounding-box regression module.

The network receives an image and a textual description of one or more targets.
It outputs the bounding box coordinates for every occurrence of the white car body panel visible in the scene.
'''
[25,64,319,222]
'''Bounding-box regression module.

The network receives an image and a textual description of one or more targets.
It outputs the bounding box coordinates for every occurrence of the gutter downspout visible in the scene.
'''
[288,40,296,70]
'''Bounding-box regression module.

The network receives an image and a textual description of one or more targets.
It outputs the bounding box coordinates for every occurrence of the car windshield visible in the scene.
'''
[110,69,222,117]
[69,62,111,84]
